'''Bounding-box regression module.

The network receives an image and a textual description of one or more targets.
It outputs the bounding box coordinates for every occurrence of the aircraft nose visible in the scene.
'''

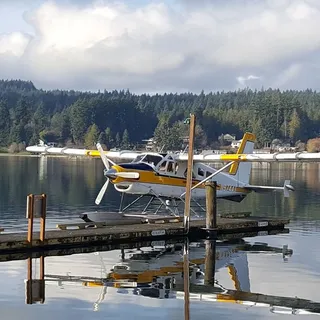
[104,168,117,180]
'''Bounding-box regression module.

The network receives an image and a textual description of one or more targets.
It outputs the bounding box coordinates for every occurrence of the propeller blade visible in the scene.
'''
[115,172,140,179]
[95,179,109,205]
[96,143,117,168]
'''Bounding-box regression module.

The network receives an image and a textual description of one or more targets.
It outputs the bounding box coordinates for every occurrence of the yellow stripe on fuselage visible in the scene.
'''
[111,165,250,194]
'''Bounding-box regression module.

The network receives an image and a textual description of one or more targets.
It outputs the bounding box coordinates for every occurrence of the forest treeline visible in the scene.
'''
[1,79,320,152]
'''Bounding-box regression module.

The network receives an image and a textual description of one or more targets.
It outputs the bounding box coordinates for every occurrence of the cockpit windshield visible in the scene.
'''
[131,154,163,166]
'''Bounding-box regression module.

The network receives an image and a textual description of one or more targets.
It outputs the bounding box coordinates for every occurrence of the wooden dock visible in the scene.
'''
[0,228,290,263]
[0,216,289,254]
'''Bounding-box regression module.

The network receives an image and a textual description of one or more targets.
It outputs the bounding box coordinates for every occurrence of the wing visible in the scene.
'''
[26,145,141,161]
[176,152,320,163]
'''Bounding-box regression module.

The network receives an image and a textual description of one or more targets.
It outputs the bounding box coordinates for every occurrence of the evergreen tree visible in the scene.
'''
[121,129,130,149]
[98,131,106,144]
[84,124,100,148]
[70,99,92,145]
[115,132,121,147]
[105,127,114,148]
[288,109,301,141]
[0,100,10,146]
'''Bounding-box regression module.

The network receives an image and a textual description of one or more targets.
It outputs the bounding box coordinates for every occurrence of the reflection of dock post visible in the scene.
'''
[26,257,33,304]
[205,181,217,230]
[204,240,216,285]
[26,255,45,304]
[183,238,190,320]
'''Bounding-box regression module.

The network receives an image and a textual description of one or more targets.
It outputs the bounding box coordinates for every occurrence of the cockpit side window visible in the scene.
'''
[146,155,162,166]
[132,154,163,166]
[132,155,144,163]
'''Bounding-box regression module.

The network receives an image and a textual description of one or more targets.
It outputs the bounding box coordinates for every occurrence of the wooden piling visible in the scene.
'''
[205,181,217,230]
[26,195,34,244]
[40,194,47,243]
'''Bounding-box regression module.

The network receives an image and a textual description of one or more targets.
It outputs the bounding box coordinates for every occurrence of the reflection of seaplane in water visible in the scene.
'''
[27,133,298,216]
[44,240,320,315]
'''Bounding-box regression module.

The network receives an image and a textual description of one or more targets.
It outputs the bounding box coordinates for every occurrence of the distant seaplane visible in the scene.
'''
[26,132,301,215]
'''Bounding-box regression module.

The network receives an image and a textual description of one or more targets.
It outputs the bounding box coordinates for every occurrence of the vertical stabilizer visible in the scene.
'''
[229,133,255,184]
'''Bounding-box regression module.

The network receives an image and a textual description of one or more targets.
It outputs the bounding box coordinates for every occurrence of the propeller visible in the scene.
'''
[95,179,110,205]
[96,143,116,167]
[95,143,116,205]
[95,143,140,205]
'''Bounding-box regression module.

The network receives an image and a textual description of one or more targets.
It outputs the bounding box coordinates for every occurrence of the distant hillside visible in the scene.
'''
[0,80,37,92]
[0,78,320,152]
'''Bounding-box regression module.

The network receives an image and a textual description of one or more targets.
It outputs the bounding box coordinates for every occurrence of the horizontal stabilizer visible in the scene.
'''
[245,180,295,197]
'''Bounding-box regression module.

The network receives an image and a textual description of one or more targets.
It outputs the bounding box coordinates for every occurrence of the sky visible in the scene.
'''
[1,0,320,93]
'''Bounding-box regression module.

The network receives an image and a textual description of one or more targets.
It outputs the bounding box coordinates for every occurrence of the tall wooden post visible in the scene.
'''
[184,114,196,234]
[204,240,216,285]
[40,194,47,242]
[27,194,34,244]
[205,181,217,230]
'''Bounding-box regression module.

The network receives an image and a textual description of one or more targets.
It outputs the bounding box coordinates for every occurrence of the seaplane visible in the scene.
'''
[26,132,302,216]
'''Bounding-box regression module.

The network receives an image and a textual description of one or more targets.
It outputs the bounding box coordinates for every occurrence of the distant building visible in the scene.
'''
[142,138,155,151]
[219,134,236,142]
[231,139,242,149]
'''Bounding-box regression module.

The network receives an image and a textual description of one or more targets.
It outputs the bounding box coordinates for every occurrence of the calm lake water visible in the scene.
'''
[0,155,320,319]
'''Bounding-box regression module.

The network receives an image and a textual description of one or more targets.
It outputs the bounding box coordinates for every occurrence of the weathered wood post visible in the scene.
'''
[26,194,34,244]
[183,114,196,234]
[40,194,47,243]
[205,181,217,230]
[26,194,47,246]
[204,240,216,285]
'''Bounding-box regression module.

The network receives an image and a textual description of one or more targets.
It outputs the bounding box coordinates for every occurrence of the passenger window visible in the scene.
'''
[198,168,204,177]
[159,161,167,171]
[206,171,212,178]
[167,162,174,172]
[184,169,195,179]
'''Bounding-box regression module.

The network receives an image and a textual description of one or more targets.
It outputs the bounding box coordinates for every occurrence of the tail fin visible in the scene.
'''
[229,132,255,184]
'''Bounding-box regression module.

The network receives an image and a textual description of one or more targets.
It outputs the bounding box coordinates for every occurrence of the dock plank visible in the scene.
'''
[0,216,289,253]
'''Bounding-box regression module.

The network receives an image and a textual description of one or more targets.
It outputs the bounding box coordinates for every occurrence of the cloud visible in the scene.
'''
[1,0,320,92]
[237,75,261,87]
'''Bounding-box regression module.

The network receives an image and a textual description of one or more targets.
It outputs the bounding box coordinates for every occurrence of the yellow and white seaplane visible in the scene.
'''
[27,132,299,216]
[89,132,296,215]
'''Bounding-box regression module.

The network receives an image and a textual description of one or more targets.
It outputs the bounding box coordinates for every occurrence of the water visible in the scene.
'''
[0,155,320,319]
